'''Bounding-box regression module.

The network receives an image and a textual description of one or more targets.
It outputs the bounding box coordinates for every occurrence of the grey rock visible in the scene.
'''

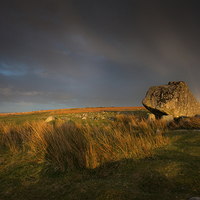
[109,116,116,121]
[189,197,200,200]
[161,115,174,124]
[146,113,156,122]
[142,81,200,118]
[45,116,56,123]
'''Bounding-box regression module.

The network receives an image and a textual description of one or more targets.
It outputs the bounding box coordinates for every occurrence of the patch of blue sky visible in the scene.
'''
[0,69,21,76]
[0,62,27,76]
[18,56,45,74]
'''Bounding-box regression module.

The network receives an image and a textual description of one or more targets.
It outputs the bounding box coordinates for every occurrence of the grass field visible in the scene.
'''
[0,107,145,125]
[0,107,200,199]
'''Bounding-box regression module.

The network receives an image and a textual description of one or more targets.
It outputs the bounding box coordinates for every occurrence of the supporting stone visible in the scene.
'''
[161,115,174,124]
[146,113,156,122]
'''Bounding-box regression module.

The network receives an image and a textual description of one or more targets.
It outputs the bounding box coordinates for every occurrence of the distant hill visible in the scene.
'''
[0,106,145,116]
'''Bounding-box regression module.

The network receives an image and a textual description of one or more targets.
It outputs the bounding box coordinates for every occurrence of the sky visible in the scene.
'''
[1,0,200,113]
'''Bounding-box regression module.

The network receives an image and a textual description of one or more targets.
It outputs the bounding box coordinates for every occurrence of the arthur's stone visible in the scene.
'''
[142,81,200,118]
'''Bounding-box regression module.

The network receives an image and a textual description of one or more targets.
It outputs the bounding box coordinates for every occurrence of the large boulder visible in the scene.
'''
[142,81,200,118]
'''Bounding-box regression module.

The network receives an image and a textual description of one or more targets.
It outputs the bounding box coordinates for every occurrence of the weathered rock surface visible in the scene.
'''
[146,113,156,122]
[142,81,200,118]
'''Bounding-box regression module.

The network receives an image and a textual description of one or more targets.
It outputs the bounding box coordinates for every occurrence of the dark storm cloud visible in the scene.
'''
[1,0,200,112]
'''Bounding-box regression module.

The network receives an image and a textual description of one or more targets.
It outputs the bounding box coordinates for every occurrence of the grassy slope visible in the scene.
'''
[0,108,200,200]
[0,107,145,124]
[0,107,148,128]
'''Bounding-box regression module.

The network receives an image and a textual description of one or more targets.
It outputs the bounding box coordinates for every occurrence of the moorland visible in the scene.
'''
[0,107,200,200]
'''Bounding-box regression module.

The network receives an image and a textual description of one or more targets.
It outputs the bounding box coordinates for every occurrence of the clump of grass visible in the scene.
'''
[113,114,168,135]
[28,122,88,171]
[0,122,26,152]
[177,116,200,129]
[164,116,200,130]
[0,115,170,171]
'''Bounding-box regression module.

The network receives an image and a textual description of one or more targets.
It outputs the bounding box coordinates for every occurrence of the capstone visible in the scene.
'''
[142,81,200,118]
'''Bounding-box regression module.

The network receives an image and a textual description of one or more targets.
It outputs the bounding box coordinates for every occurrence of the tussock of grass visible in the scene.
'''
[0,123,28,152]
[176,116,200,129]
[1,112,200,199]
[0,115,169,171]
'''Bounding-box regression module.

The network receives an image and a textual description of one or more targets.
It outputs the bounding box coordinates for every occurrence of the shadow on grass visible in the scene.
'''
[35,131,200,200]
[1,131,200,200]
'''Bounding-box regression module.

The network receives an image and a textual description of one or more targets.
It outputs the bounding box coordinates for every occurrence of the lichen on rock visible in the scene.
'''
[142,81,200,118]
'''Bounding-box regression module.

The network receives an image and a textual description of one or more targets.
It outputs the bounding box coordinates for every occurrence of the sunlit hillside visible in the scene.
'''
[0,106,145,116]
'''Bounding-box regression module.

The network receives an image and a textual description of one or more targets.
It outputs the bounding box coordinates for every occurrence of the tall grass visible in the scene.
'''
[0,122,30,152]
[175,116,200,129]
[0,115,170,171]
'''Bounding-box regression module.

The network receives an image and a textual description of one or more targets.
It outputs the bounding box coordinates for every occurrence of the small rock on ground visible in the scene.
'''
[45,116,56,123]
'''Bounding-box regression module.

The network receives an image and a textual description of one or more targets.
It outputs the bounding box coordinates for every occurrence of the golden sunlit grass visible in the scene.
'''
[0,114,169,171]
[1,109,200,199]
[175,116,200,129]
